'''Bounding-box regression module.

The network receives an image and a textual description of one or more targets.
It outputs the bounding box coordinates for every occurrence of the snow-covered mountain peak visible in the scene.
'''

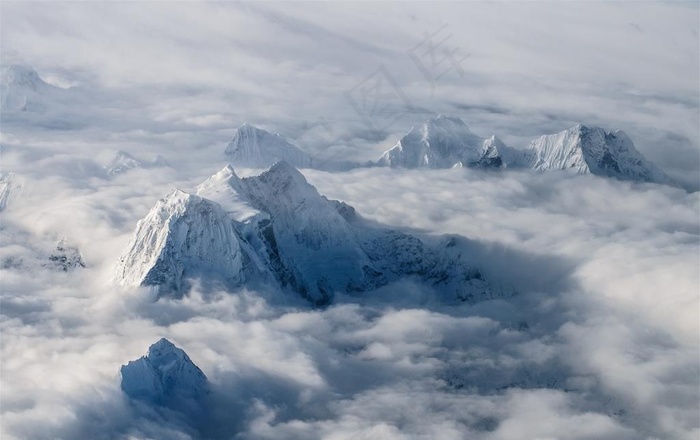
[116,161,509,305]
[426,114,473,132]
[113,188,250,295]
[105,150,170,176]
[250,160,310,189]
[237,161,333,222]
[378,115,510,169]
[1,64,56,111]
[147,337,185,362]
[224,123,314,169]
[1,65,46,91]
[120,338,208,405]
[521,123,675,185]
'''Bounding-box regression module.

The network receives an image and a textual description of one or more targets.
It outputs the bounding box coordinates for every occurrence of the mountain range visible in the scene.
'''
[3,65,679,188]
[223,117,677,187]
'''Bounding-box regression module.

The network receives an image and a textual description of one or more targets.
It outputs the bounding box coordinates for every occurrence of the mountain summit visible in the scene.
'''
[120,338,208,405]
[377,115,514,169]
[224,123,314,169]
[1,65,48,91]
[519,124,675,185]
[376,116,676,187]
[115,162,507,305]
[1,65,54,112]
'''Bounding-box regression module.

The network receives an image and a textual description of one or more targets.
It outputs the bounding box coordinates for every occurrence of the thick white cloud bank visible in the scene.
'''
[1,164,697,439]
[1,2,698,440]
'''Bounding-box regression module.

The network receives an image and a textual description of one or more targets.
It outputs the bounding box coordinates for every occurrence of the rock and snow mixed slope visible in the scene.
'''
[120,338,208,405]
[115,162,505,305]
[46,239,86,272]
[377,115,515,169]
[519,123,675,184]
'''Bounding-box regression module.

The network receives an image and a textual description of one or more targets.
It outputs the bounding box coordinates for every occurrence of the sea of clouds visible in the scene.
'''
[1,2,698,439]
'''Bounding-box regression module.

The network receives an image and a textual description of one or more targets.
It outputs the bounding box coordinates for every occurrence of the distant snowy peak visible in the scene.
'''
[1,65,54,112]
[1,65,48,91]
[46,239,86,272]
[224,123,314,169]
[521,124,675,185]
[105,151,169,176]
[113,189,251,295]
[377,115,511,169]
[120,338,208,404]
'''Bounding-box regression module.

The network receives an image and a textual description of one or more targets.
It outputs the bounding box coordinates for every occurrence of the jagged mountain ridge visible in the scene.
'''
[226,117,675,187]
[375,116,675,186]
[519,124,675,184]
[377,115,516,169]
[115,162,504,305]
